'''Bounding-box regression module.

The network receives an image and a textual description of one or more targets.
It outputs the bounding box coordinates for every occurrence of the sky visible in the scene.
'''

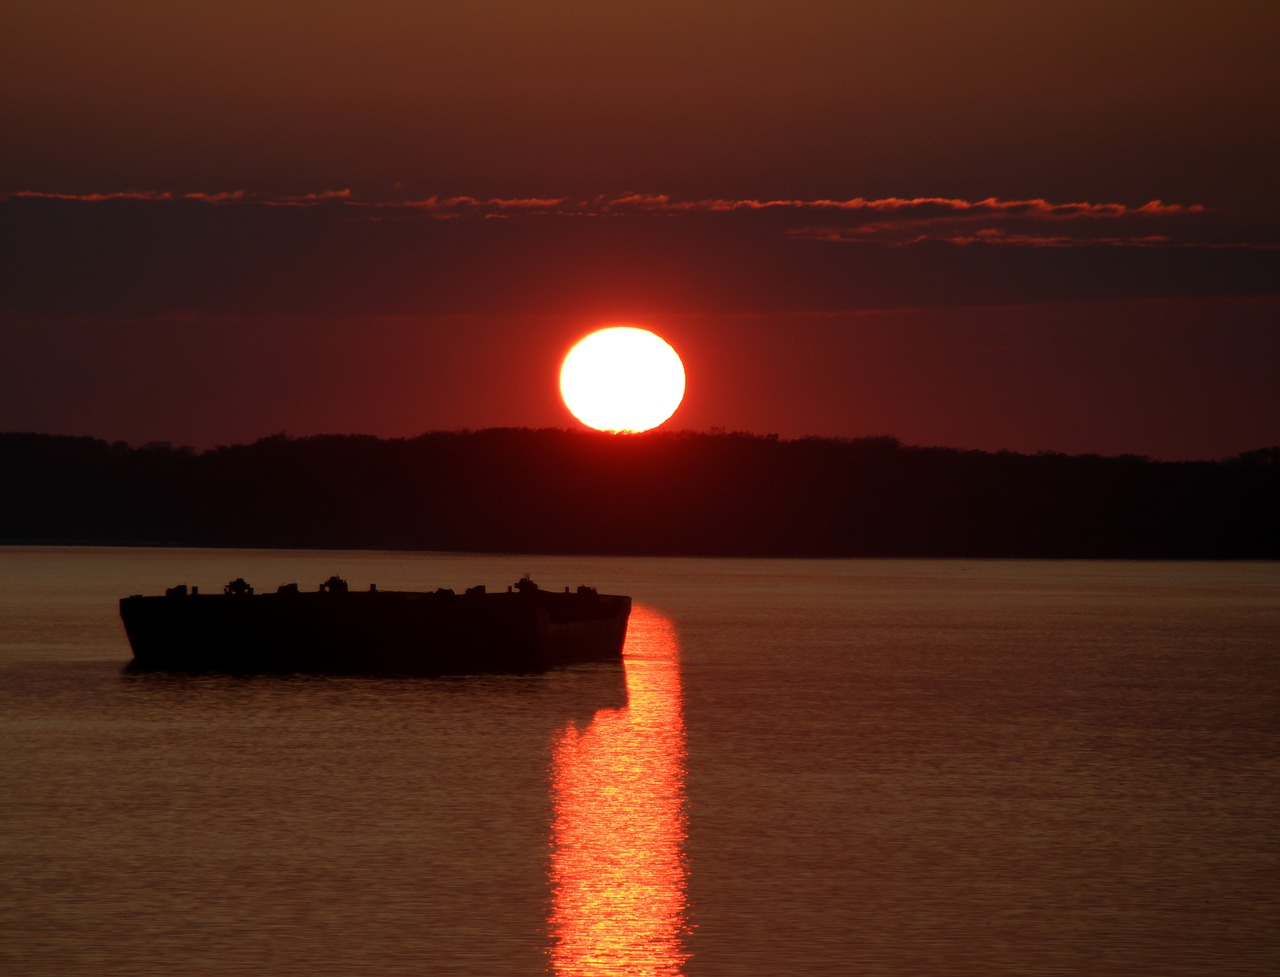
[2,0,1277,459]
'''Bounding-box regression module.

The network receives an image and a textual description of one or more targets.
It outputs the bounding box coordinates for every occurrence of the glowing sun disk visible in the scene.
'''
[560,327,686,433]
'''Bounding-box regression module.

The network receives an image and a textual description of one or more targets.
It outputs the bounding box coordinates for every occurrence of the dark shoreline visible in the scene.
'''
[4,429,1277,559]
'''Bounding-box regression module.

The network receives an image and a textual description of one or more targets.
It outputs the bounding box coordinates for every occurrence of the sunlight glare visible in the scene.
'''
[547,605,690,975]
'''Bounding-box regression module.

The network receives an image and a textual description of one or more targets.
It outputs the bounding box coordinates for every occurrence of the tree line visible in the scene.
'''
[2,429,1277,558]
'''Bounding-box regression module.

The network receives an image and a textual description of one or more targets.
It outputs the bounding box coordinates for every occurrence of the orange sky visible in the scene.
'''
[5,1,1276,204]
[2,0,1277,457]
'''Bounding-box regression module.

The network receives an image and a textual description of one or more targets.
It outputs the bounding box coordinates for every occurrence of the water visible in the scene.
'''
[1,547,1277,976]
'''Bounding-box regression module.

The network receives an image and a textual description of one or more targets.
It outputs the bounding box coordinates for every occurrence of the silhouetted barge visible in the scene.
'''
[120,575,631,675]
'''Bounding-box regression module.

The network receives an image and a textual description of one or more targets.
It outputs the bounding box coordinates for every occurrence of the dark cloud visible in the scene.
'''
[2,188,1212,221]
[1,190,1274,319]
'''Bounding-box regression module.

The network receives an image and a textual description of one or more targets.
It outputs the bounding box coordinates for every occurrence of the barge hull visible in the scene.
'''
[120,589,631,675]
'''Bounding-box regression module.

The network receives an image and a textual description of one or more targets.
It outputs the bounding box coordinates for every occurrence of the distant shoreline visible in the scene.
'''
[3,430,1277,560]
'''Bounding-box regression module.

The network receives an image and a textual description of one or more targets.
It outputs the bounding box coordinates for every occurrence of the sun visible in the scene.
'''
[560,327,686,433]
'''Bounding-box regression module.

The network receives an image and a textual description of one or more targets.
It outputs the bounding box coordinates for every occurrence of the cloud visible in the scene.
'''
[2,187,1269,251]
[391,195,572,219]
[1,188,345,207]
[7,190,179,203]
[594,195,1207,221]
[1,188,1205,218]
[260,189,353,207]
[7,189,252,205]
[789,227,1185,248]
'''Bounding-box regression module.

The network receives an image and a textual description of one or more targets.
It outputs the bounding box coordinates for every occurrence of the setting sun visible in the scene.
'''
[559,327,686,433]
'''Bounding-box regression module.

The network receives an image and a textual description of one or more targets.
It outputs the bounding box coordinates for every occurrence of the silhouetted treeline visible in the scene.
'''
[2,430,1277,558]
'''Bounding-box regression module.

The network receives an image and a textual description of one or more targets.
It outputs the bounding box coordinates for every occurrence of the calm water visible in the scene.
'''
[1,547,1277,976]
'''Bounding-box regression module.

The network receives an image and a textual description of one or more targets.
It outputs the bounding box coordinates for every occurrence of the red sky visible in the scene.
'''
[2,0,1277,458]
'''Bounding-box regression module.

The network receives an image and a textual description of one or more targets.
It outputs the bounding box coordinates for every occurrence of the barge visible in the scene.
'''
[120,574,631,675]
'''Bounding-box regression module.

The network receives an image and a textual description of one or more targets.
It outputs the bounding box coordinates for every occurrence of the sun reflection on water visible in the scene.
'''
[548,605,690,976]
